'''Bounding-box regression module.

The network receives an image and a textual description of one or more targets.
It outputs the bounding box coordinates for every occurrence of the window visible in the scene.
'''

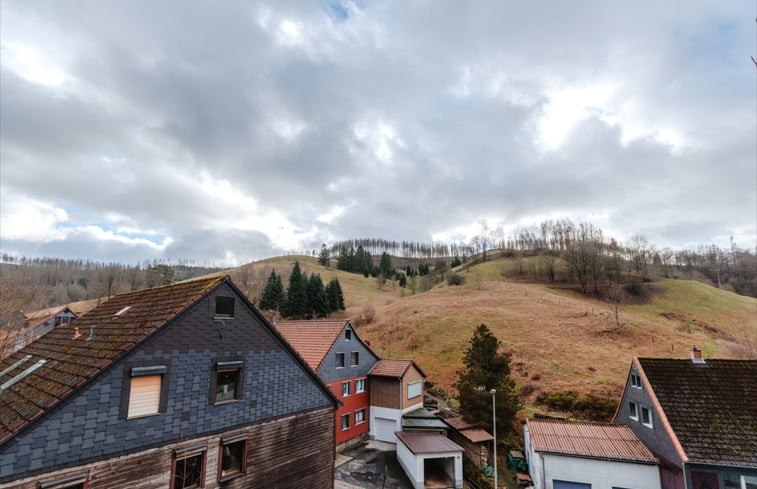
[38,474,87,489]
[642,406,653,427]
[631,373,642,389]
[355,408,366,425]
[350,352,359,366]
[215,296,235,318]
[408,380,422,399]
[219,438,247,481]
[127,366,166,418]
[341,413,350,431]
[345,329,352,340]
[215,368,240,403]
[336,352,345,368]
[342,381,350,397]
[629,401,638,420]
[355,378,366,393]
[173,448,205,489]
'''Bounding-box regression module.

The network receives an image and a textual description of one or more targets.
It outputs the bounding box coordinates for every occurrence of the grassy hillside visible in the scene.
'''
[226,255,756,413]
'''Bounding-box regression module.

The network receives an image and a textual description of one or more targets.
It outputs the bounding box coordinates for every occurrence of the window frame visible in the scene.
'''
[214,296,235,319]
[172,447,206,489]
[354,408,366,425]
[350,351,359,367]
[641,406,653,428]
[218,436,248,483]
[342,381,350,397]
[38,473,88,489]
[341,413,350,431]
[345,329,352,340]
[355,378,366,393]
[211,360,244,405]
[630,373,642,389]
[407,380,422,399]
[125,365,167,419]
[628,401,638,420]
[335,352,345,369]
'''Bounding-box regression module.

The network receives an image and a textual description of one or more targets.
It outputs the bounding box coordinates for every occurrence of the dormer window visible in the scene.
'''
[215,297,235,318]
[345,329,352,340]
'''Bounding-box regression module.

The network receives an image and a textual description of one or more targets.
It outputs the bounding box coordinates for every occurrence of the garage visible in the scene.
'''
[395,431,463,489]
[374,417,398,443]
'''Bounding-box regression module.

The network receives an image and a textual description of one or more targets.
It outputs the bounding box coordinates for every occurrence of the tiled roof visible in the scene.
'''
[274,320,347,371]
[638,358,757,466]
[25,305,75,329]
[460,428,494,443]
[396,432,463,454]
[527,419,658,464]
[369,359,426,378]
[444,416,477,431]
[0,276,225,446]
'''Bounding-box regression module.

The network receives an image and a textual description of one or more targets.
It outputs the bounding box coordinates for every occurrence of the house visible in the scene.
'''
[524,419,661,489]
[0,276,338,489]
[0,306,77,358]
[612,348,757,489]
[443,416,493,468]
[368,359,426,444]
[275,319,379,451]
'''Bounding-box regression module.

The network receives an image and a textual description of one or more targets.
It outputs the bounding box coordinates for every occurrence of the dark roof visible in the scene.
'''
[395,431,462,454]
[369,359,426,378]
[638,358,757,467]
[0,276,226,445]
[527,419,658,464]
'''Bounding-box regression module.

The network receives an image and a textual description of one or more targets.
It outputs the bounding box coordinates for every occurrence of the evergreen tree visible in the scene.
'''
[326,278,345,312]
[318,244,330,266]
[454,324,519,437]
[259,270,284,311]
[281,261,308,319]
[379,252,393,277]
[307,273,329,318]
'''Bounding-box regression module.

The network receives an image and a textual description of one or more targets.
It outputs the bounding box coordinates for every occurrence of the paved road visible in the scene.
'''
[335,440,413,489]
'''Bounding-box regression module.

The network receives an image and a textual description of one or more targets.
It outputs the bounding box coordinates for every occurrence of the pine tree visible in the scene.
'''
[259,270,284,311]
[307,273,329,318]
[454,324,519,437]
[318,244,330,266]
[281,261,308,319]
[379,252,393,278]
[326,278,345,312]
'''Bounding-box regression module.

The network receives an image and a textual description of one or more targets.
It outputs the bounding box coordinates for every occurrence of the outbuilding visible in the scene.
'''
[396,431,463,489]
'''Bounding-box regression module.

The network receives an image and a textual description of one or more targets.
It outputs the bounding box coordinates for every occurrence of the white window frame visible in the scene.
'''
[342,381,350,397]
[335,352,345,368]
[341,413,350,431]
[355,378,366,393]
[631,373,642,389]
[350,351,359,367]
[127,367,166,419]
[345,329,352,340]
[629,401,638,420]
[641,406,653,428]
[407,380,422,399]
[354,408,366,425]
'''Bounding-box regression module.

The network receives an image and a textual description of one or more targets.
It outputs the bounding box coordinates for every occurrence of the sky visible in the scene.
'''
[1,1,755,265]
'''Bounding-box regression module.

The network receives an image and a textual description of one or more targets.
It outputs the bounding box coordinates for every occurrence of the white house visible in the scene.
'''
[524,419,661,489]
[368,359,426,443]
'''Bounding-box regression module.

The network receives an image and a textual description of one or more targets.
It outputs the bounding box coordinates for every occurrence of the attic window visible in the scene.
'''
[641,406,653,428]
[345,329,352,340]
[630,373,642,389]
[215,297,235,318]
[1,359,47,391]
[114,306,132,317]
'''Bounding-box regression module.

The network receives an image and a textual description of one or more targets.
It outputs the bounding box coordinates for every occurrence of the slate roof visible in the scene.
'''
[369,359,426,378]
[637,357,757,467]
[396,431,463,454]
[274,320,348,371]
[527,419,658,464]
[0,276,225,446]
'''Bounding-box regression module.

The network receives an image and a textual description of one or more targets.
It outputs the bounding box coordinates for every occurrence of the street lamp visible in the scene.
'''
[477,387,497,488]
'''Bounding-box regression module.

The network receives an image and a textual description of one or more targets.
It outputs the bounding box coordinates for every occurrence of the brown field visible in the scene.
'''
[227,255,757,410]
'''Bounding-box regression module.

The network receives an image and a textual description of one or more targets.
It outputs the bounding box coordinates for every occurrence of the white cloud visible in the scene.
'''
[1,41,70,88]
[0,193,68,242]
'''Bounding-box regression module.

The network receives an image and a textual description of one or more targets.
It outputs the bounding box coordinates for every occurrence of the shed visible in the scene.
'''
[396,431,464,489]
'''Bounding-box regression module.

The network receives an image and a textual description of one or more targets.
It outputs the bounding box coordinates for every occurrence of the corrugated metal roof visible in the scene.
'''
[0,276,226,446]
[396,432,463,454]
[274,320,348,372]
[527,419,658,464]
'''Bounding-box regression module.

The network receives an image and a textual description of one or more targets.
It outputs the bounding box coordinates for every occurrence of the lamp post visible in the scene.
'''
[490,388,497,489]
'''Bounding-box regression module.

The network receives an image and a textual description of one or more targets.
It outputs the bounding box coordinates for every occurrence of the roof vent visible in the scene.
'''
[87,326,96,340]
[690,346,705,364]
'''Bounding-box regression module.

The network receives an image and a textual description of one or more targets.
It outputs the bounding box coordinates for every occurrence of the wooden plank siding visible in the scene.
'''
[1,407,335,489]
[369,377,401,409]
[401,365,424,410]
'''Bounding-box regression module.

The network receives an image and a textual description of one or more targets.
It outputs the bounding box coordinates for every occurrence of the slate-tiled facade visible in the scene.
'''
[0,277,337,488]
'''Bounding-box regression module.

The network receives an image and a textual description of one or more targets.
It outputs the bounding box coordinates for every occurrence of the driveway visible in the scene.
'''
[335,440,413,489]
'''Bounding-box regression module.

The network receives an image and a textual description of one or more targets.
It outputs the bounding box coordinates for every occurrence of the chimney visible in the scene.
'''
[73,326,80,338]
[690,345,705,364]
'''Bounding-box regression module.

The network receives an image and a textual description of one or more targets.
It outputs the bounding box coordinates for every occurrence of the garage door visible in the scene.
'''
[554,481,591,489]
[374,417,397,443]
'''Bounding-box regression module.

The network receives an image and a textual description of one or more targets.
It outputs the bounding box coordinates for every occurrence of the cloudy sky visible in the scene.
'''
[1,1,754,265]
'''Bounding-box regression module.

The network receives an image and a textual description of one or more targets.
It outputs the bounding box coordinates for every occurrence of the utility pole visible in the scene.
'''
[491,388,497,489]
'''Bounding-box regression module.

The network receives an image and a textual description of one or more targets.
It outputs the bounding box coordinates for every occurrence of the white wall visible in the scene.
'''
[369,406,402,442]
[541,453,661,489]
[395,442,463,489]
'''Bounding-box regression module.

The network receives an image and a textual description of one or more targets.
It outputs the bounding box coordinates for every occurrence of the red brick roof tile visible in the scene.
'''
[274,320,348,371]
[369,359,426,378]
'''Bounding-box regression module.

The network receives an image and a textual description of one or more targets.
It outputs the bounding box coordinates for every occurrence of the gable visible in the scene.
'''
[0,279,336,483]
[319,322,379,381]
